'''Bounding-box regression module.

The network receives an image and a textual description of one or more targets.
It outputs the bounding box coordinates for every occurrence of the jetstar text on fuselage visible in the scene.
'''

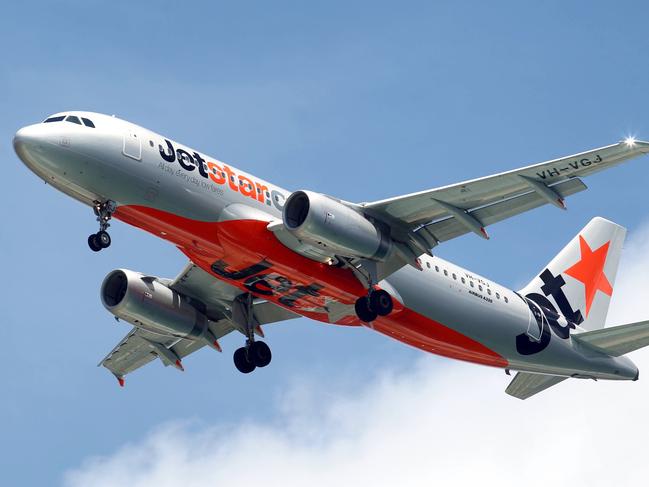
[159,139,286,211]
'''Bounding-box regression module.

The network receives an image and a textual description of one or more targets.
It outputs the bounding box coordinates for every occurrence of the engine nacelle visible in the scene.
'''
[100,269,206,338]
[283,190,391,260]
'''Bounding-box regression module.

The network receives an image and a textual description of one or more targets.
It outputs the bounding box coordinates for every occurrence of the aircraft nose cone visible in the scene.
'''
[13,124,41,160]
[13,124,56,175]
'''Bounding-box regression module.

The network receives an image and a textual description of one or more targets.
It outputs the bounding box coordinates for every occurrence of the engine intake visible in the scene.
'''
[101,269,206,338]
[283,190,391,260]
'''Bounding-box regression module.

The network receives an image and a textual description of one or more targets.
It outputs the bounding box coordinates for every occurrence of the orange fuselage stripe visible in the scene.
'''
[114,205,508,368]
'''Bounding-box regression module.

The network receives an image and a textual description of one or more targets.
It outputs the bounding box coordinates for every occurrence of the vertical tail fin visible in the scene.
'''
[520,217,626,331]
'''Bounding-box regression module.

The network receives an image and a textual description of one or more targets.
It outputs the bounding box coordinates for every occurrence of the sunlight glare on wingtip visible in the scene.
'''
[624,135,637,147]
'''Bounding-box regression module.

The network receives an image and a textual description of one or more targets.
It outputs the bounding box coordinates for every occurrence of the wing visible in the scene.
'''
[505,372,567,400]
[100,262,299,384]
[364,140,649,247]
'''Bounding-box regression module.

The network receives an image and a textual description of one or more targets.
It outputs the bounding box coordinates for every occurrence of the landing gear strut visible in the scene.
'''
[231,293,272,374]
[355,289,393,323]
[88,200,116,252]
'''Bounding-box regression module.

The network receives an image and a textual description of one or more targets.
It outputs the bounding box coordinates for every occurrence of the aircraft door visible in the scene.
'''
[123,129,141,160]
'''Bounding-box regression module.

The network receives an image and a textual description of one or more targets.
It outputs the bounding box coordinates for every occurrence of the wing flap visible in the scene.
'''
[100,329,169,377]
[421,177,586,242]
[505,372,567,400]
[101,318,237,379]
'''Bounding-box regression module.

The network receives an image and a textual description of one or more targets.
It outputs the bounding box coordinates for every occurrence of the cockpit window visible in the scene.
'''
[43,114,96,128]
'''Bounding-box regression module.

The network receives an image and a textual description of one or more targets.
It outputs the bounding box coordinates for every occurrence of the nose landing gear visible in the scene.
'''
[355,289,394,323]
[88,200,116,252]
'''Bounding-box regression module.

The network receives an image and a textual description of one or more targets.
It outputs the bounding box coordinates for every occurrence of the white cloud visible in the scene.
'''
[64,223,649,487]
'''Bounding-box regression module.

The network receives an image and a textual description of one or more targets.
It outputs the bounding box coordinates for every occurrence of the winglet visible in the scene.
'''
[116,375,125,387]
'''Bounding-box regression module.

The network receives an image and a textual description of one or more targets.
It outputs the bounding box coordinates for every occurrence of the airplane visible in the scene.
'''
[13,111,649,399]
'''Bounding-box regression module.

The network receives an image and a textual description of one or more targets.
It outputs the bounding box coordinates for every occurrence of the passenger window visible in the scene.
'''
[487,289,492,295]
[461,277,465,284]
[65,115,82,125]
[443,270,448,276]
[470,281,474,287]
[44,116,65,123]
[81,118,95,128]
[435,266,439,272]
[452,273,457,280]
[504,296,509,303]
[426,262,431,269]
[496,292,500,299]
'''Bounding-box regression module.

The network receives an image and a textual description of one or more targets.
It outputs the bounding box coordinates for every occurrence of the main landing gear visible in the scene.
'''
[231,293,272,374]
[355,289,393,323]
[341,258,394,323]
[233,340,272,374]
[88,200,116,252]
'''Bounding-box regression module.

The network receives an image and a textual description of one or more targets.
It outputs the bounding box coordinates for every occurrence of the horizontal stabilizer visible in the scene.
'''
[572,320,649,357]
[505,372,567,400]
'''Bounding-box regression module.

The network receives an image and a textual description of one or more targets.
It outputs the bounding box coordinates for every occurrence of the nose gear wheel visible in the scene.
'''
[88,200,116,252]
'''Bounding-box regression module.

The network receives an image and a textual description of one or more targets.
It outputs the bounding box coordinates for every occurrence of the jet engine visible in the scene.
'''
[282,190,391,260]
[100,269,206,338]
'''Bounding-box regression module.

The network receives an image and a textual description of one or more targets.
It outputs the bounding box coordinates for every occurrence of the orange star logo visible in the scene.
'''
[564,236,613,317]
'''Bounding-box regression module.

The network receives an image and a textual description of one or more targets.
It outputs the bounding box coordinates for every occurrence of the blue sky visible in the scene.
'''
[3,1,649,484]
